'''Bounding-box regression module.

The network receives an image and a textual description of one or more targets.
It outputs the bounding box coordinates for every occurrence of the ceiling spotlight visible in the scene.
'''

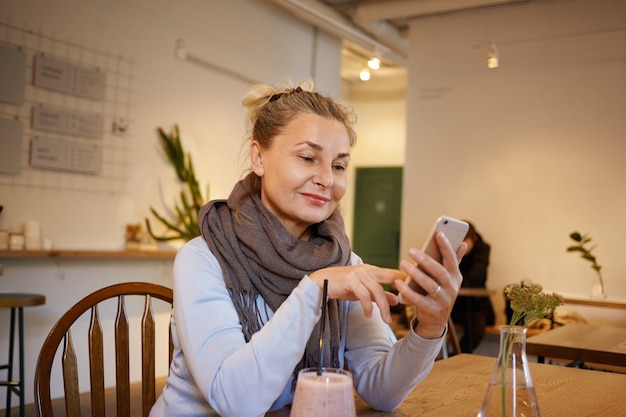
[487,43,499,69]
[359,68,371,81]
[367,57,381,70]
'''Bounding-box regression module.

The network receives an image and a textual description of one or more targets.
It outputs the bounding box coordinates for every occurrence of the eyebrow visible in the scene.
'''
[303,141,350,159]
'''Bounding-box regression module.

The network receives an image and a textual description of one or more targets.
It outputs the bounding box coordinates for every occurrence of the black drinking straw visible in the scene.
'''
[317,279,328,376]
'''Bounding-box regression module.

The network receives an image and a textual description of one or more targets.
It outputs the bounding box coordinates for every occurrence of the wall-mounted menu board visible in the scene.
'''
[0,117,23,174]
[30,137,102,175]
[33,53,106,101]
[0,43,26,105]
[0,22,134,195]
[32,104,104,139]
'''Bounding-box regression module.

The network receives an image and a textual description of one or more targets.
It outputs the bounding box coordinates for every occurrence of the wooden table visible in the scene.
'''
[562,296,626,310]
[267,354,626,416]
[526,323,626,367]
[458,288,495,298]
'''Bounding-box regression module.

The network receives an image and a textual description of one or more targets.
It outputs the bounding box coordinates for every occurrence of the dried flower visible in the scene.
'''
[506,283,564,328]
[487,283,563,416]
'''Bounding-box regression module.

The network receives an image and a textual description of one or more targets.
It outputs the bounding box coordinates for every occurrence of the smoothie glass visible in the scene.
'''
[290,367,356,417]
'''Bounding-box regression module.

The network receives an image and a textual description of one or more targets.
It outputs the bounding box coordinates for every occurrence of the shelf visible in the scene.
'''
[562,296,626,311]
[0,249,177,260]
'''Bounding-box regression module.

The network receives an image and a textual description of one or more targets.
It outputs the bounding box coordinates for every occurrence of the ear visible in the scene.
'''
[250,141,264,177]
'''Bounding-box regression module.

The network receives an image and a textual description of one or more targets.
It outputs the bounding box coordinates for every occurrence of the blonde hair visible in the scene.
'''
[241,80,357,196]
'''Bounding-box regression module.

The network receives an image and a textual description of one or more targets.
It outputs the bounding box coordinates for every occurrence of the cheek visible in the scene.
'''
[332,178,347,200]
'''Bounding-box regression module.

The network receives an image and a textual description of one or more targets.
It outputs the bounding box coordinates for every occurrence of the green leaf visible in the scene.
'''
[566,246,584,253]
[581,253,595,262]
[569,232,582,242]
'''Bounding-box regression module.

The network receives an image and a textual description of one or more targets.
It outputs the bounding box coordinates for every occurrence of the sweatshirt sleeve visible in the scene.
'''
[344,254,445,411]
[172,237,323,417]
[345,304,445,411]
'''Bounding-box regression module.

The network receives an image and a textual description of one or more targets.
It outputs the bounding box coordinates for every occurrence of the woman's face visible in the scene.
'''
[250,113,351,240]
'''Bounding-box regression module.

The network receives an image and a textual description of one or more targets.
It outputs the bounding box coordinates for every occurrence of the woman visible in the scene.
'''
[150,81,466,417]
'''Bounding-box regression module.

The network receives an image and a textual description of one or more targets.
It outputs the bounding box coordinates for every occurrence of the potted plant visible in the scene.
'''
[145,125,208,242]
[566,231,606,299]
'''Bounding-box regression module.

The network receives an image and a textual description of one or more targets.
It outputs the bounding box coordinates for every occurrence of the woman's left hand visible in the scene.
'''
[394,232,467,339]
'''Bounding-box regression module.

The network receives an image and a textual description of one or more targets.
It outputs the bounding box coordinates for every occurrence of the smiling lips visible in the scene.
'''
[301,192,330,206]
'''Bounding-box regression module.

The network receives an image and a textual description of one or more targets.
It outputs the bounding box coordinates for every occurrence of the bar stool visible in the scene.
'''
[0,293,46,417]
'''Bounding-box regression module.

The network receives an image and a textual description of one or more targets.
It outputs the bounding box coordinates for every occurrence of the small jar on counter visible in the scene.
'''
[9,233,25,250]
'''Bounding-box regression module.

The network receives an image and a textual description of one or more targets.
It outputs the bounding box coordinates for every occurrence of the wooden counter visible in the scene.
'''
[0,249,177,260]
[562,296,626,311]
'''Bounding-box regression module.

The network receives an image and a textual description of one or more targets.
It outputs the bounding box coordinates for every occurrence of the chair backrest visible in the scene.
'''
[34,282,174,417]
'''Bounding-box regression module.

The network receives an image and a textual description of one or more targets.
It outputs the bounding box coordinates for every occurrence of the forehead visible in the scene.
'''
[277,113,351,150]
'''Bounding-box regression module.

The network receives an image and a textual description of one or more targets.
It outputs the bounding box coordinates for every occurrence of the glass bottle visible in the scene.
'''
[477,325,541,417]
[590,274,607,299]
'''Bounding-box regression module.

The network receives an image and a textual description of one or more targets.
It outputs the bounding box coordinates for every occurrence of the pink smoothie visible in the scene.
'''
[290,368,356,417]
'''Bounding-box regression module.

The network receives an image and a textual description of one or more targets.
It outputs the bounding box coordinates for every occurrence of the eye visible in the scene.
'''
[299,154,315,163]
[333,163,347,172]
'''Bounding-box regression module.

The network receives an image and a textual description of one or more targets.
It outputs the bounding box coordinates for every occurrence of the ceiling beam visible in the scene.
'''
[352,0,531,21]
[269,0,408,65]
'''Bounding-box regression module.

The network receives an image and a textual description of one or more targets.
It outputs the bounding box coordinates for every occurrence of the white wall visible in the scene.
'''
[0,0,343,407]
[402,0,626,326]
[341,96,407,239]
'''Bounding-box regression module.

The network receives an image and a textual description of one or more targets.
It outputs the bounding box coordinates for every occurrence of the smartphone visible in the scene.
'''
[398,216,469,303]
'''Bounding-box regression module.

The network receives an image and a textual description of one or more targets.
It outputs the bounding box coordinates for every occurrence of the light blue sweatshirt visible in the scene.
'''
[150,236,444,417]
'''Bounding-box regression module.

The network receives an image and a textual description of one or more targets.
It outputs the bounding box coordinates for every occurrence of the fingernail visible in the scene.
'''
[383,313,392,324]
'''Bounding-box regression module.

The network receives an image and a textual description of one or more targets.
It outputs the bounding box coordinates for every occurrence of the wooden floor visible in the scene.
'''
[8,378,167,417]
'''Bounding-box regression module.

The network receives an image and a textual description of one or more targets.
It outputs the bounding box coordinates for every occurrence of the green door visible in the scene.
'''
[352,167,403,268]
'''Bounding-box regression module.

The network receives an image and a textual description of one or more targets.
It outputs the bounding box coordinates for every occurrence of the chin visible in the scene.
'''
[297,204,337,225]
[300,212,332,226]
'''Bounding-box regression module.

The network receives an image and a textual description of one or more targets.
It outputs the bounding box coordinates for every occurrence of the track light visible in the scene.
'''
[487,43,499,69]
[367,57,380,70]
[361,56,380,81]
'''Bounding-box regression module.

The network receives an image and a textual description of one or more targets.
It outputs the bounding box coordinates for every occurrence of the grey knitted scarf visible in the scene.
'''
[198,173,351,374]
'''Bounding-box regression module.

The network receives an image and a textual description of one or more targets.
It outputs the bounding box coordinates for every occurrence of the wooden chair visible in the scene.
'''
[33,282,174,417]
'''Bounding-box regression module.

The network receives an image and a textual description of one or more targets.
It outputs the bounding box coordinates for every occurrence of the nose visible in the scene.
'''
[313,164,333,188]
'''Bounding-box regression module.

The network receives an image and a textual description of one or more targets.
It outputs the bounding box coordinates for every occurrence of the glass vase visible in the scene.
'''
[477,325,541,417]
[590,275,607,299]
